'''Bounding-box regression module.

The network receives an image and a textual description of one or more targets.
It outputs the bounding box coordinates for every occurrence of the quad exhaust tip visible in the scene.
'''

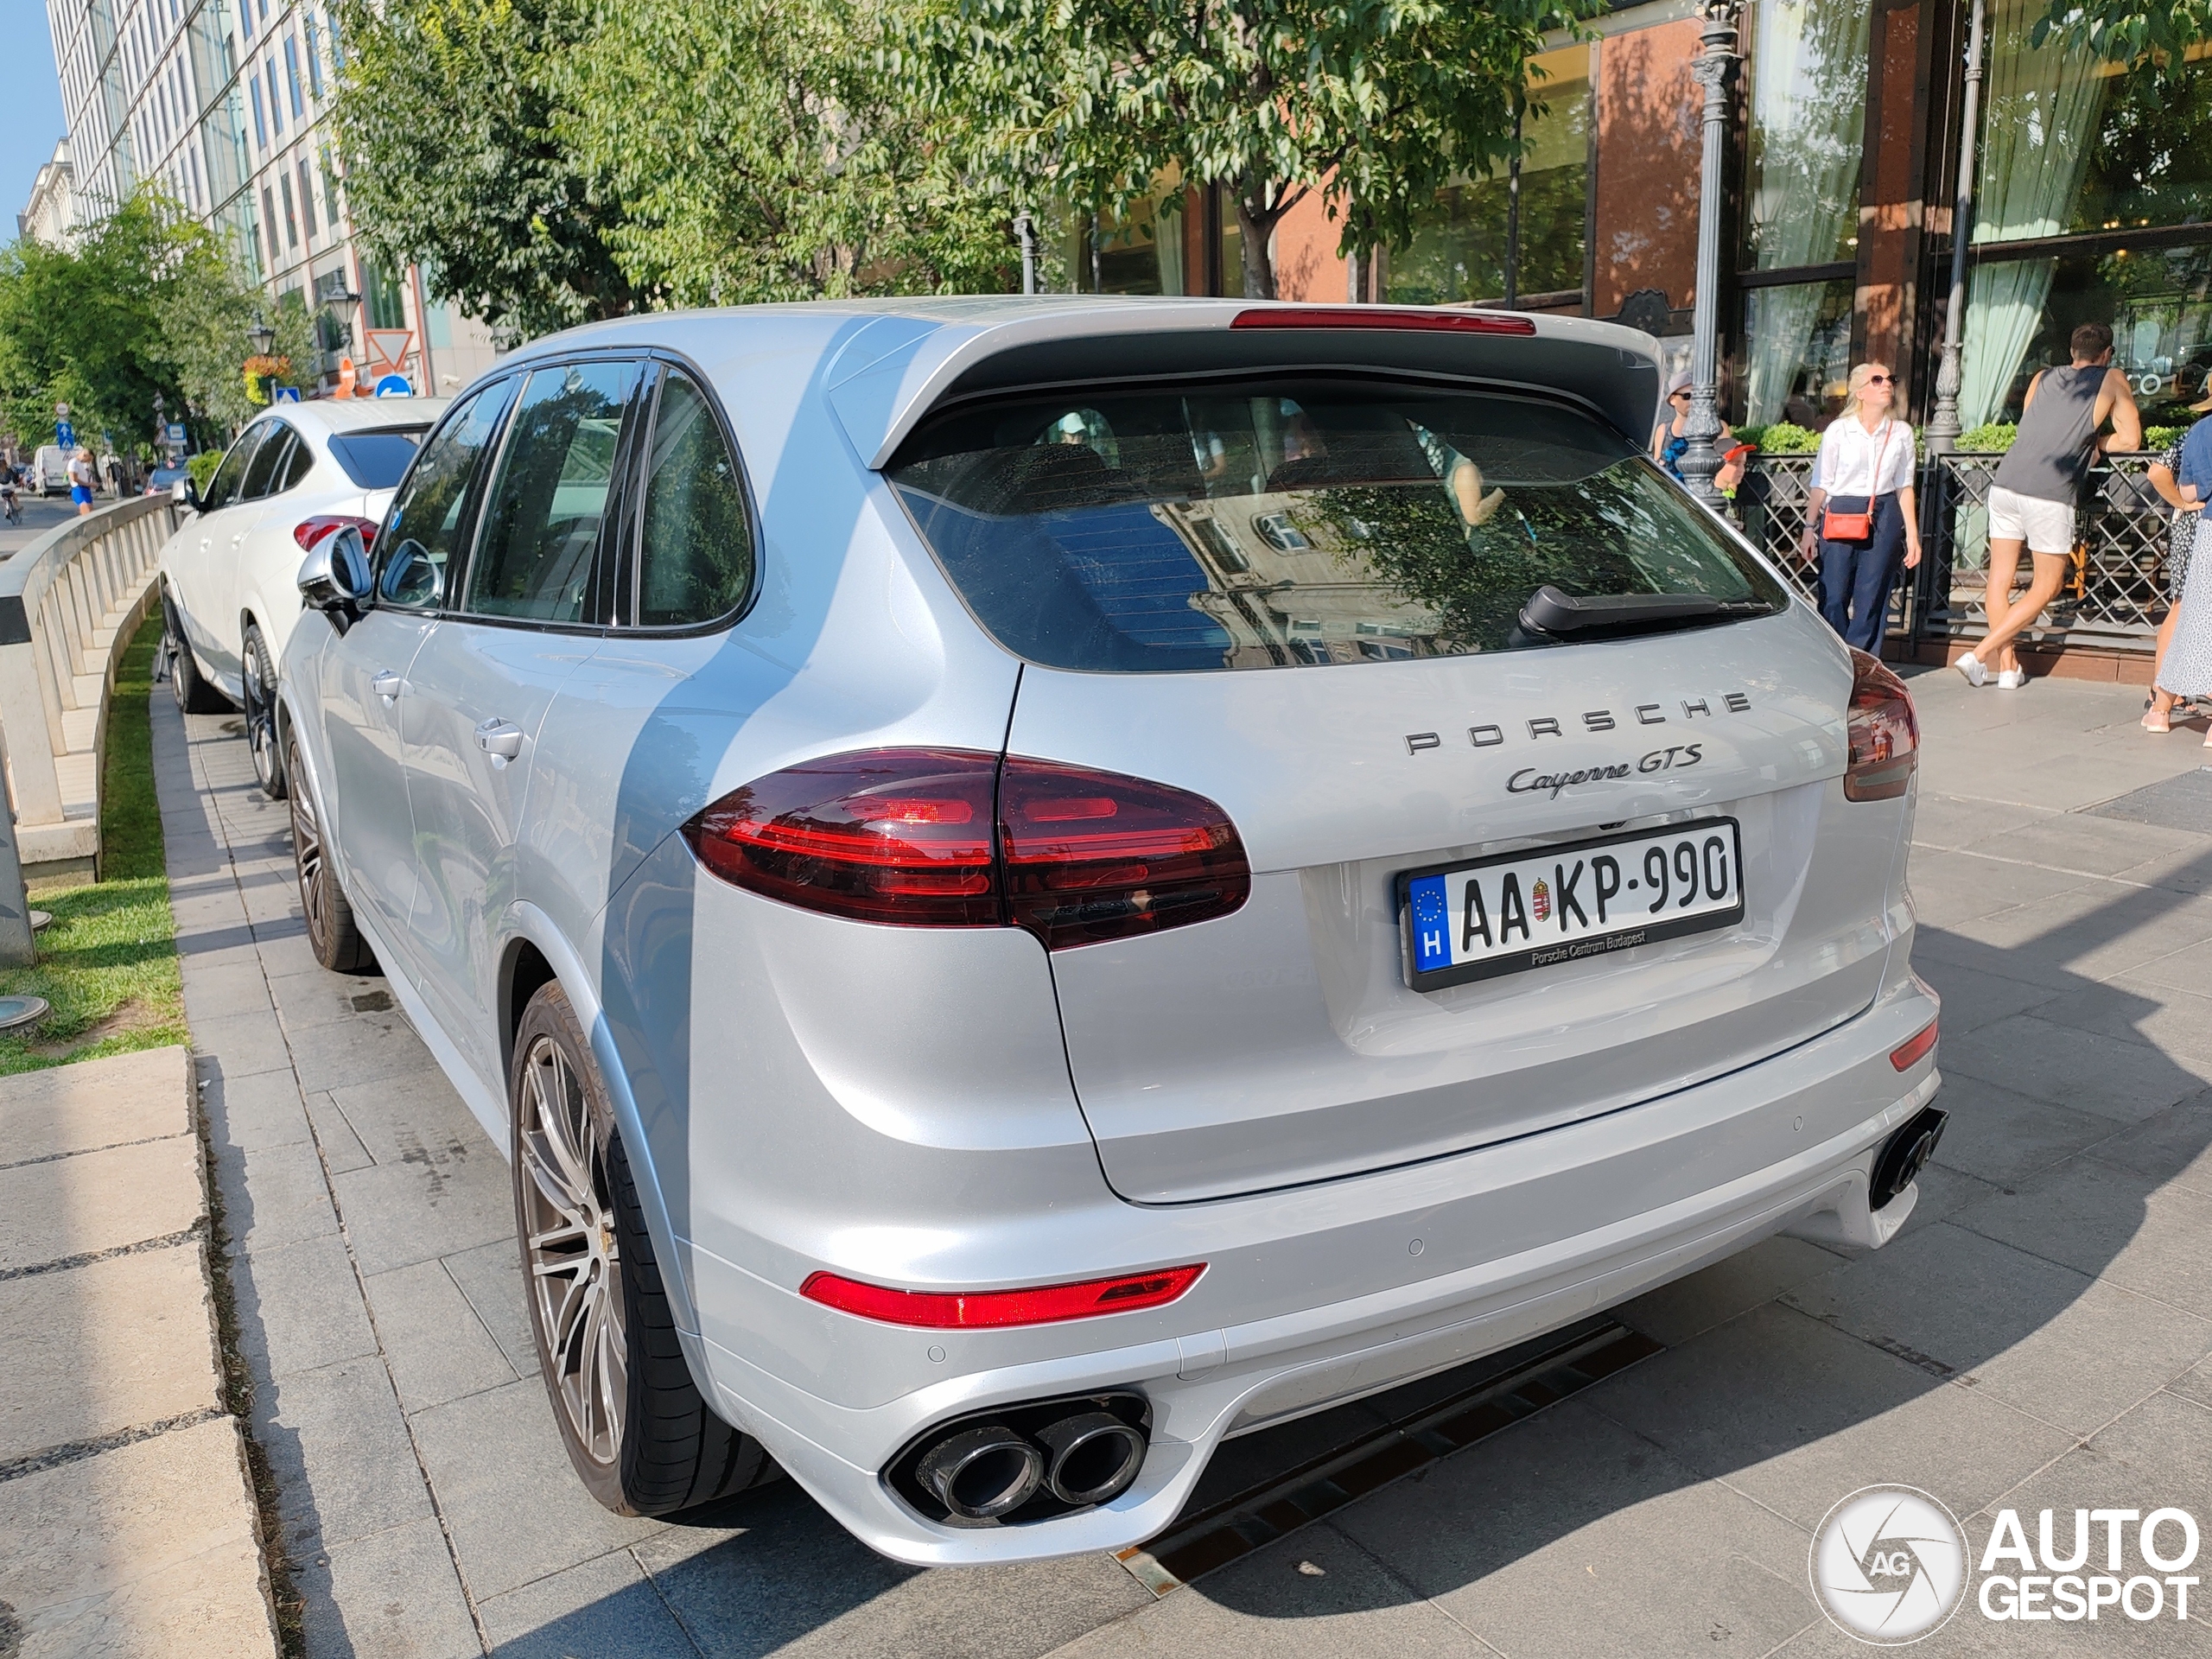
[894,1391,1152,1525]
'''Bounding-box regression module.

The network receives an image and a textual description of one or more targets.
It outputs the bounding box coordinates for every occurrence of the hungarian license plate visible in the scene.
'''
[1399,819,1745,991]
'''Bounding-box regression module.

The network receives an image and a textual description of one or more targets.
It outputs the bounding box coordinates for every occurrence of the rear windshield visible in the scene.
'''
[887,379,1787,672]
[327,427,431,489]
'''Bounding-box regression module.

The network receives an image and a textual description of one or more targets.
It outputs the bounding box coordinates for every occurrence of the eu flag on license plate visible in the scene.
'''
[1408,874,1451,973]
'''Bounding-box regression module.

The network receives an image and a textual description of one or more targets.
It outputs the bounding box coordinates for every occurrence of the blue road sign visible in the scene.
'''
[373,374,413,397]
[273,386,302,404]
[54,420,73,448]
[164,423,187,444]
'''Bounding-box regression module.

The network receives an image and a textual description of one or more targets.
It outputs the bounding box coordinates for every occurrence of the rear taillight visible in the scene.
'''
[296,514,379,553]
[1843,649,1918,802]
[800,1263,1205,1328]
[681,748,1250,947]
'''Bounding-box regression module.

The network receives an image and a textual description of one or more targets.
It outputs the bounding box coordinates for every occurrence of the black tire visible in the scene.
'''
[512,982,772,1517]
[163,594,230,714]
[241,624,286,800]
[285,721,374,973]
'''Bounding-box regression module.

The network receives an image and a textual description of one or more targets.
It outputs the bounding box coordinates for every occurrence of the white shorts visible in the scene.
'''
[1986,485,2075,556]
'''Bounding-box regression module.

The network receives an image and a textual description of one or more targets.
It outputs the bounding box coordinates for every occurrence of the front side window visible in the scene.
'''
[634,368,752,626]
[888,379,1787,673]
[464,359,638,623]
[378,379,518,612]
[201,424,269,512]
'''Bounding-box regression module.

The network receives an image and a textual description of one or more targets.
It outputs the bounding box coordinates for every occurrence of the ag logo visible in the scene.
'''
[1810,1485,1969,1644]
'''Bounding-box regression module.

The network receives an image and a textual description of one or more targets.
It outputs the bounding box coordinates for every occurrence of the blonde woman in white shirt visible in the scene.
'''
[1799,363,1923,653]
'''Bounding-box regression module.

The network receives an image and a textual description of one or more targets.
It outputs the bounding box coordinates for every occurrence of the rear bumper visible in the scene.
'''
[685,972,1939,1565]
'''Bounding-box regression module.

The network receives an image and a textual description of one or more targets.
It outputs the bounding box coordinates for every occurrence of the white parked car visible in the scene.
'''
[158,396,448,794]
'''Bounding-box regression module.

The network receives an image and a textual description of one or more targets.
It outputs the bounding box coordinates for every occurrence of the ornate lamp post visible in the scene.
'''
[1923,0,1988,453]
[248,315,276,358]
[1678,0,1742,507]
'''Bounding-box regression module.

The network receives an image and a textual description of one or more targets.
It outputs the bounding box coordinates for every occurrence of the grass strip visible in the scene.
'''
[0,609,187,1073]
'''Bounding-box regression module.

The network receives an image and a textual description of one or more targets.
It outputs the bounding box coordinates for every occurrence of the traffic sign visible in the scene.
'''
[54,420,74,448]
[54,403,68,417]
[273,386,302,404]
[373,374,413,397]
[164,423,187,444]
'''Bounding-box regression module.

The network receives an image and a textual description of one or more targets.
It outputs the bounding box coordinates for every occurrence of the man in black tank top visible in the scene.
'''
[1960,321,2141,689]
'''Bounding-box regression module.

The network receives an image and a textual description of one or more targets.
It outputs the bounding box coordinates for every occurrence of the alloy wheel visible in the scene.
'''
[244,643,278,791]
[286,738,330,947]
[518,1035,627,1467]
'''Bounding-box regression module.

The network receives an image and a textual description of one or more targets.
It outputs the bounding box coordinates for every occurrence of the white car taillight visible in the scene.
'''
[1842,649,1919,802]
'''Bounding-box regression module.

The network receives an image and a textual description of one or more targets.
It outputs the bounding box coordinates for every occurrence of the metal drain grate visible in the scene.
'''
[1114,1317,1662,1594]
[2084,767,2212,836]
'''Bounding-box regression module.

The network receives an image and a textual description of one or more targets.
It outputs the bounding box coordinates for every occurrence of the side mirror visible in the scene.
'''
[170,477,200,512]
[297,525,371,616]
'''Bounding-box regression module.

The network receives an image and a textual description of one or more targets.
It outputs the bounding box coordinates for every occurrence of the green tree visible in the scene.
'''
[917,0,1598,299]
[0,191,292,457]
[329,0,637,339]
[559,0,1024,303]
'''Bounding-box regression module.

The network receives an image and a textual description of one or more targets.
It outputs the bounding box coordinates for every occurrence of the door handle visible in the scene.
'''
[371,671,402,701]
[475,717,524,761]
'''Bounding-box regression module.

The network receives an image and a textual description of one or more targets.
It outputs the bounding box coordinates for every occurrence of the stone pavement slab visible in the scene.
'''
[0,1043,276,1657]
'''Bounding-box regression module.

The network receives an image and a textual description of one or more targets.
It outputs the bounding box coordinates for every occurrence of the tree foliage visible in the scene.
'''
[2034,0,2212,79]
[915,0,1599,298]
[0,191,292,455]
[559,0,1028,303]
[329,0,637,340]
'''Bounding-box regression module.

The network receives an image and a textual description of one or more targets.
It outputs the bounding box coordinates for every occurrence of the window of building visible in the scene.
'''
[1071,171,1188,296]
[1734,276,1856,427]
[1965,243,2212,424]
[1386,44,1591,307]
[283,35,302,117]
[1736,0,1871,426]
[280,172,298,248]
[296,159,316,238]
[262,185,280,264]
[266,54,283,132]
[362,261,409,330]
[249,71,264,146]
[303,14,321,95]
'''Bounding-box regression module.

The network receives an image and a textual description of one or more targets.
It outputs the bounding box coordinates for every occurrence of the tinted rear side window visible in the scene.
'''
[328,428,429,488]
[887,381,1787,673]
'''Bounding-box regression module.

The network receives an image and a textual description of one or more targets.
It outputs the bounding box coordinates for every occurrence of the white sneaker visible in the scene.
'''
[1956,654,1988,687]
[1996,669,2025,690]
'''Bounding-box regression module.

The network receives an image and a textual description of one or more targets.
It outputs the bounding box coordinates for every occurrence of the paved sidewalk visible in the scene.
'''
[163,668,2212,1657]
[0,1045,280,1657]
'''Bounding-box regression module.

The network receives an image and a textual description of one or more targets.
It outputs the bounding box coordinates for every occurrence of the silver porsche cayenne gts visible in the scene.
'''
[276,297,1943,1565]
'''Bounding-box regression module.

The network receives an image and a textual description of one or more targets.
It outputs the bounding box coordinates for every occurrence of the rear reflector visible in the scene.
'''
[800,1264,1205,1328]
[1230,306,1537,336]
[1843,648,1919,802]
[1890,1020,1938,1071]
[682,748,1249,946]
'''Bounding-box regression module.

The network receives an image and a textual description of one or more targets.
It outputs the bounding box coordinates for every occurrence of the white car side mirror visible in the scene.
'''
[297,525,371,614]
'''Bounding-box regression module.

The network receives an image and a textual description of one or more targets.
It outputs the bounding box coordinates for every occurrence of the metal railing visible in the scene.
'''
[0,495,175,874]
[1735,451,2173,657]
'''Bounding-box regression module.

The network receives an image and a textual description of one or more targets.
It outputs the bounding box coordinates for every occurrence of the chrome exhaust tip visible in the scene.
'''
[1039,1410,1147,1507]
[1871,1105,1948,1210]
[914,1425,1044,1522]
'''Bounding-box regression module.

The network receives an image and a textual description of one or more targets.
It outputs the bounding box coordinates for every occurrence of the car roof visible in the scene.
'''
[253,396,452,435]
[487,297,1666,470]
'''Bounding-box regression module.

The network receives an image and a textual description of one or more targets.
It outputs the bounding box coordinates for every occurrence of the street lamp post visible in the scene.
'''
[1678,0,1741,507]
[248,315,276,359]
[1923,0,1988,454]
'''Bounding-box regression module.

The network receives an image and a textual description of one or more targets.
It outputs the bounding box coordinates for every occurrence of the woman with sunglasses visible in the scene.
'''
[1650,370,1745,492]
[1800,363,1921,653]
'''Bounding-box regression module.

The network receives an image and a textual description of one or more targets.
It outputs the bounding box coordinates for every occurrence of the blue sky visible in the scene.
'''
[2,0,67,238]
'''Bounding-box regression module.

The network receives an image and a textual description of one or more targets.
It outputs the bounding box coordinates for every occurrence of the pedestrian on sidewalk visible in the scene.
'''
[67,447,96,517]
[2144,404,2208,694]
[1801,362,1921,654]
[1958,321,2143,690]
[2145,411,2212,741]
[1651,369,1745,493]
